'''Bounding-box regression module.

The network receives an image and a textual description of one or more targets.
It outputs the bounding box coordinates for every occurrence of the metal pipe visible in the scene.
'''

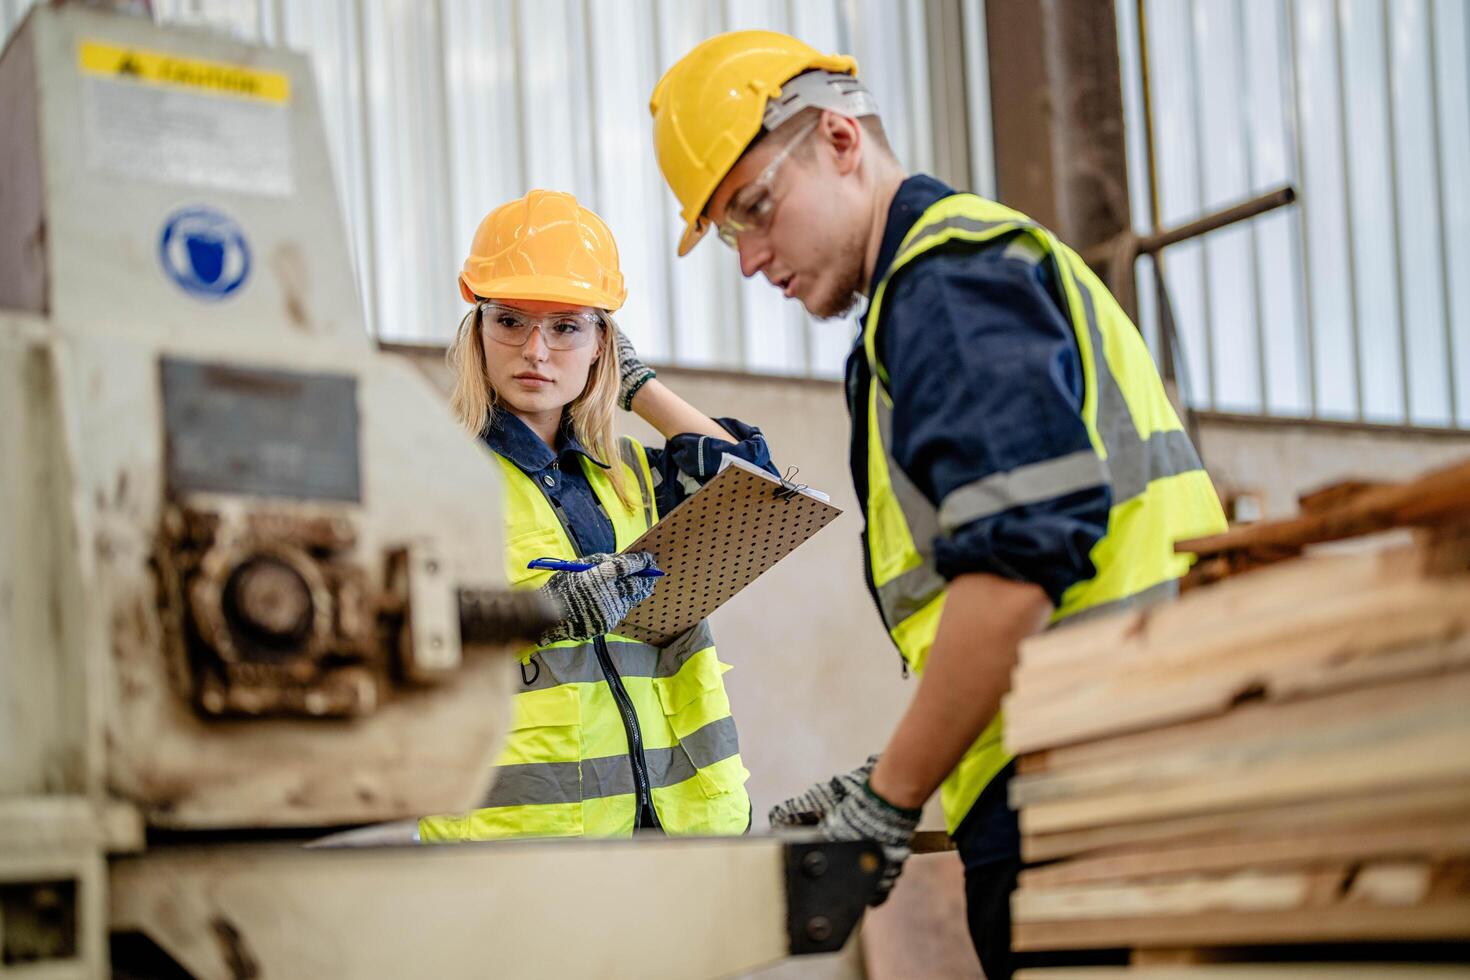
[1081,185,1296,265]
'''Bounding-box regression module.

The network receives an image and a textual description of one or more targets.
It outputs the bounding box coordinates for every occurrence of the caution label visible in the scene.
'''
[78,39,290,103]
[78,38,295,196]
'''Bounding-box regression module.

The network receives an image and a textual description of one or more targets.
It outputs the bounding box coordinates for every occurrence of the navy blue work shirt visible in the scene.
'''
[847,175,1114,867]
[484,409,778,557]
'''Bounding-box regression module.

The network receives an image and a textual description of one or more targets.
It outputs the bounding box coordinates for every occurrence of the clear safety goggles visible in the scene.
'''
[715,118,820,249]
[477,302,604,351]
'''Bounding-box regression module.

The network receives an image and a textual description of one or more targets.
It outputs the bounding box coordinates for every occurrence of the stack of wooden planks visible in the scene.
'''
[1006,459,1470,974]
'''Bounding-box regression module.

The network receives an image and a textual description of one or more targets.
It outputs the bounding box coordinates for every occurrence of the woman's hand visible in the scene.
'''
[537,552,660,644]
[615,327,657,411]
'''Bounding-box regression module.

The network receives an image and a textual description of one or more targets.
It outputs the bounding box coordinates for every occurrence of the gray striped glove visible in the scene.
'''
[615,327,656,411]
[768,756,922,907]
[537,552,658,645]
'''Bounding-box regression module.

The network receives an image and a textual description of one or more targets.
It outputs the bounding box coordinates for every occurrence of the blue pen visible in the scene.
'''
[527,557,665,578]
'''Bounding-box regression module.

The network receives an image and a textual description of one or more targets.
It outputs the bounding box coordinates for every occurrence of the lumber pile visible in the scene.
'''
[1006,460,1470,974]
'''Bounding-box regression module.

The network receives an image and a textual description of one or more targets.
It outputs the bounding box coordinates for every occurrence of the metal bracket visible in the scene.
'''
[783,838,884,956]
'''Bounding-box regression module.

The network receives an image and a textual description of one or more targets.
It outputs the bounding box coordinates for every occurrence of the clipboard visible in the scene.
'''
[614,455,842,645]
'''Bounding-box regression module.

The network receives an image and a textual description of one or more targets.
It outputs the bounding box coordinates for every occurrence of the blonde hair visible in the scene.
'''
[446,305,634,511]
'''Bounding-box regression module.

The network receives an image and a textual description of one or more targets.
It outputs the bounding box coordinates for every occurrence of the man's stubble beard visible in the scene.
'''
[804,222,870,320]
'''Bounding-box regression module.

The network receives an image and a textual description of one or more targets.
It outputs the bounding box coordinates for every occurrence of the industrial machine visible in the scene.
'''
[0,6,878,976]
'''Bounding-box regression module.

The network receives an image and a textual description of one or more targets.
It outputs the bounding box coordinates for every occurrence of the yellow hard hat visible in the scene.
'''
[649,30,858,256]
[458,189,627,311]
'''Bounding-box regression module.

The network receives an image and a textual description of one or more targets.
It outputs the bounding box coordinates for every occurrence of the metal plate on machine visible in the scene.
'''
[161,358,361,502]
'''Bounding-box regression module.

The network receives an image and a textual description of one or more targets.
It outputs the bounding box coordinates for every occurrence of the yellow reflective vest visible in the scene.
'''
[419,436,751,840]
[854,193,1227,833]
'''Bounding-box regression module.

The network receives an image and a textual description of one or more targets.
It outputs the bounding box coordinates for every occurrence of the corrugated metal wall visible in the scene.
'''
[0,0,975,379]
[1118,0,1470,428]
[5,0,1465,428]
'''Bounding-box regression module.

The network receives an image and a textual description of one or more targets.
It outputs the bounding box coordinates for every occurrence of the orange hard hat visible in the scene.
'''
[458,189,627,311]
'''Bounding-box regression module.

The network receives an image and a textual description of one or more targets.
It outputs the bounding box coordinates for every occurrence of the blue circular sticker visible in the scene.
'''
[159,206,251,300]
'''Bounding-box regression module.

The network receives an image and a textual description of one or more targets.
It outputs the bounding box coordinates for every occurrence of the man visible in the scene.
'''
[649,31,1227,978]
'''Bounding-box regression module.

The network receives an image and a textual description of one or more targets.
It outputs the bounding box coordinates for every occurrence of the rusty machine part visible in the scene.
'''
[156,506,562,719]
[155,506,379,718]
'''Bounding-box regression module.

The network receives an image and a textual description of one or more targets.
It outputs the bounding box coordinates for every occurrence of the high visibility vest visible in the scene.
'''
[853,194,1227,834]
[419,436,750,840]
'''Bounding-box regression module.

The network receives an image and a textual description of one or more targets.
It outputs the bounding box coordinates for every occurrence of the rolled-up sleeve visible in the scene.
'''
[644,418,777,516]
[881,237,1112,605]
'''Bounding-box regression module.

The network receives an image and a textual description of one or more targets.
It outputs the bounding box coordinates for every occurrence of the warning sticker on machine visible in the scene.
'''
[78,39,295,197]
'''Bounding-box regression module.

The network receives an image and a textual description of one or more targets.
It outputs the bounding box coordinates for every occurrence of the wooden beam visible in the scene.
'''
[1022,784,1470,863]
[1177,459,1470,558]
[1019,822,1470,889]
[1012,899,1470,950]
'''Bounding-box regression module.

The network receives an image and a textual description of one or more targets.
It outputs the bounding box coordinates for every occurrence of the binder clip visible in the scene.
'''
[774,466,809,502]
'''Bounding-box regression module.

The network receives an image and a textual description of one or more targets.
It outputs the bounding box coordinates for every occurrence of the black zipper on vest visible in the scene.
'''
[593,635,656,829]
[529,460,658,830]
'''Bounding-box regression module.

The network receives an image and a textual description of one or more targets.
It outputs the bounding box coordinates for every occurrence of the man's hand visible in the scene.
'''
[769,756,922,906]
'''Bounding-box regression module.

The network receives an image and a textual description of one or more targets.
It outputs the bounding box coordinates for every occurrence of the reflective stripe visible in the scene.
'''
[519,640,659,691]
[1069,261,1205,503]
[1053,576,1179,626]
[1002,234,1047,265]
[676,715,741,771]
[874,396,940,560]
[897,214,1019,267]
[521,621,717,692]
[478,720,740,809]
[619,436,655,529]
[582,754,635,800]
[482,761,581,807]
[872,394,947,627]
[654,619,717,676]
[938,450,1108,533]
[1110,429,1204,505]
[876,563,947,626]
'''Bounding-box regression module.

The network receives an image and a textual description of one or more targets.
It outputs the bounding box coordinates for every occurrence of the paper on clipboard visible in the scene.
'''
[614,454,842,645]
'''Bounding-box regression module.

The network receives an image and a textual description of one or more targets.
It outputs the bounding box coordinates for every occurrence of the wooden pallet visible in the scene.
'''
[1007,457,1470,966]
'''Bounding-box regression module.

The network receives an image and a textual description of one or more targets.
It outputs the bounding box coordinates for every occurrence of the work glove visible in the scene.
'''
[537,552,659,645]
[615,327,657,411]
[768,756,922,907]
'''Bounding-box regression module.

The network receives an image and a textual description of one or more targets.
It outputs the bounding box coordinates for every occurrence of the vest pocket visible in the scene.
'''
[500,684,583,766]
[505,527,569,588]
[655,649,743,800]
[463,685,585,838]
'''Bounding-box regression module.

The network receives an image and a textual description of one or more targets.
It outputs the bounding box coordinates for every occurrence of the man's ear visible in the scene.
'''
[823,111,864,176]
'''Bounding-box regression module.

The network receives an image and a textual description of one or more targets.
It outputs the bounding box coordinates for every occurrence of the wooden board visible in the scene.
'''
[1016,635,1470,779]
[1018,714,1470,836]
[1012,899,1470,951]
[1005,573,1470,754]
[1022,784,1470,863]
[1010,671,1470,813]
[1019,821,1470,889]
[1175,459,1470,557]
[1017,967,1470,979]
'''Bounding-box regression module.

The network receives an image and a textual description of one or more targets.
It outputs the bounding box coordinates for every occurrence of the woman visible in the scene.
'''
[418,189,774,841]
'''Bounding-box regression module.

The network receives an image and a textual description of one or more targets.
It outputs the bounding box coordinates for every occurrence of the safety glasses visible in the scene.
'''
[714,118,820,249]
[478,302,604,351]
